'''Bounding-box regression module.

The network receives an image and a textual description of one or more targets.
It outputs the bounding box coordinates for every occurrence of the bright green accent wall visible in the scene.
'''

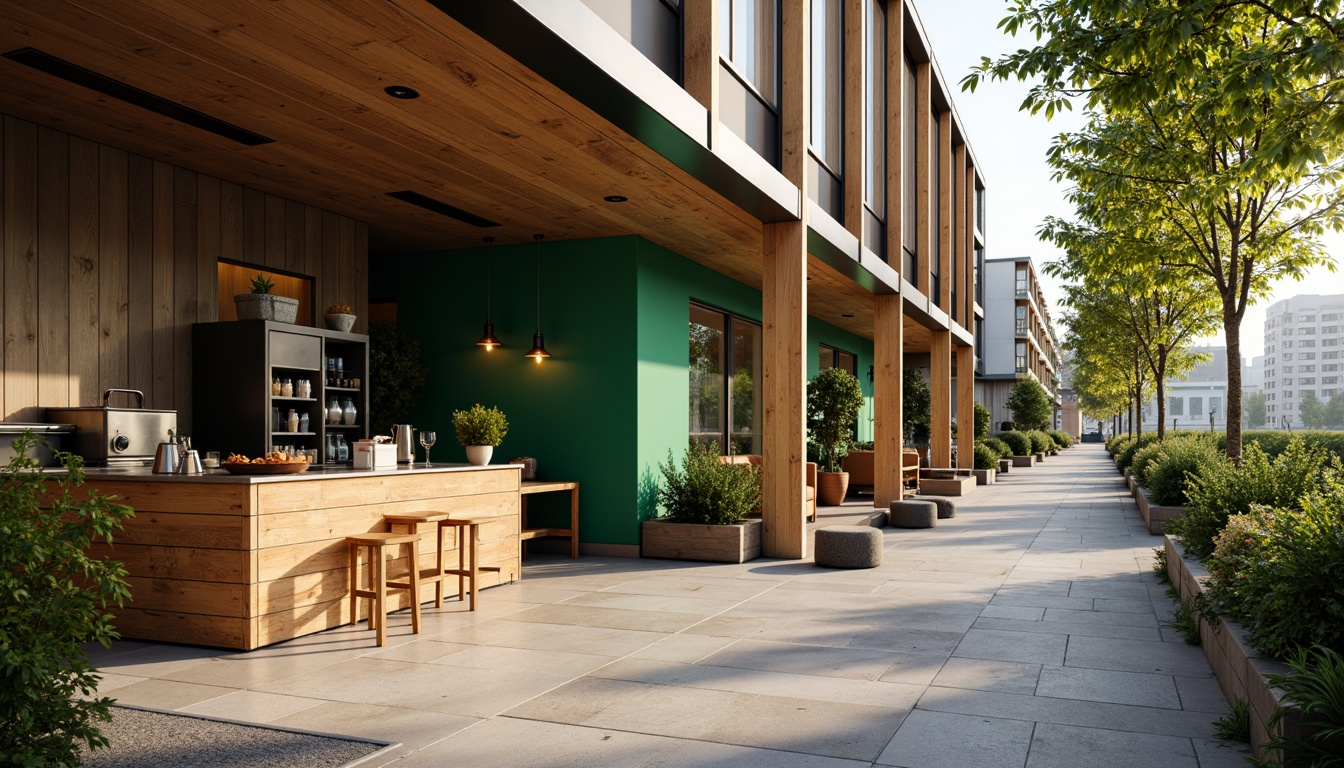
[374,235,874,548]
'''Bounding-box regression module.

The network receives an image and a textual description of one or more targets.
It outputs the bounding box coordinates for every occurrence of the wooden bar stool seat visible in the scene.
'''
[384,511,454,608]
[441,516,502,611]
[346,532,422,647]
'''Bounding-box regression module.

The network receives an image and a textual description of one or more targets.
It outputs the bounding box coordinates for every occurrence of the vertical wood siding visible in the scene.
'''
[0,115,368,428]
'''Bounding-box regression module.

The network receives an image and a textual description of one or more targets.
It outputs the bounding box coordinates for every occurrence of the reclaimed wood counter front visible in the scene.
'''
[81,464,522,650]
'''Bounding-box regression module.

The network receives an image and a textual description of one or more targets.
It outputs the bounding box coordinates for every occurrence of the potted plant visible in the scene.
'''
[807,367,865,506]
[642,445,762,563]
[452,404,508,465]
[233,272,298,323]
[324,303,356,333]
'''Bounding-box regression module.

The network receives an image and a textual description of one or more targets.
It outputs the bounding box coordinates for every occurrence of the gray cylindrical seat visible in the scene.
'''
[889,500,937,529]
[814,527,883,568]
[919,496,957,519]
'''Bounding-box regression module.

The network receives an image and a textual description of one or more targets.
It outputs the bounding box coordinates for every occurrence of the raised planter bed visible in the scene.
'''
[1164,536,1294,758]
[1011,455,1035,468]
[1135,486,1184,535]
[1034,452,1046,462]
[919,470,977,497]
[997,458,1011,473]
[973,468,996,485]
[641,518,761,563]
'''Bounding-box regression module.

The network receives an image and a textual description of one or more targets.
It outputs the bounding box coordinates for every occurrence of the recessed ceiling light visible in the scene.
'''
[603,195,628,203]
[384,85,420,100]
[842,313,855,318]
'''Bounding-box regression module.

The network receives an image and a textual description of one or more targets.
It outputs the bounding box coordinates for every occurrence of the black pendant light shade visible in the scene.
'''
[476,237,502,350]
[525,234,551,363]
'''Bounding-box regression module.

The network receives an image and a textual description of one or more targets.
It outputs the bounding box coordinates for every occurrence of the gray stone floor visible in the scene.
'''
[86,444,1251,767]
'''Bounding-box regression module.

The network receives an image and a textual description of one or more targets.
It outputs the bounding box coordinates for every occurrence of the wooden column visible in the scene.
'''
[964,161,976,323]
[683,0,719,147]
[938,114,952,311]
[761,0,807,560]
[957,344,975,468]
[915,63,931,295]
[874,295,904,506]
[842,0,864,237]
[953,143,967,327]
[930,329,952,467]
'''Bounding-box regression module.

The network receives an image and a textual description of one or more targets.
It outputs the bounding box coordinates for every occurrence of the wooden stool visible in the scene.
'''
[441,516,502,611]
[346,532,422,647]
[384,511,453,608]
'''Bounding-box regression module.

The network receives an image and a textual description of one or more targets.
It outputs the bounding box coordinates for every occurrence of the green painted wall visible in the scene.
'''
[374,235,874,547]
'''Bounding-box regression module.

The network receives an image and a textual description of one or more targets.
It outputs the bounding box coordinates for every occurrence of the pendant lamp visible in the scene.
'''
[524,234,551,363]
[475,237,502,351]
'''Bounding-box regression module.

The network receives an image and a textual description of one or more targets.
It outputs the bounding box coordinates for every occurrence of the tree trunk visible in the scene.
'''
[1155,348,1167,441]
[1225,309,1244,462]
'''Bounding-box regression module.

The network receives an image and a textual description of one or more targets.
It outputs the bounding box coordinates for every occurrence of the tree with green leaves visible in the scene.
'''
[968,2,1344,460]
[1006,377,1054,431]
[1327,394,1344,429]
[1245,391,1267,429]
[903,367,931,445]
[807,367,865,473]
[1300,391,1326,429]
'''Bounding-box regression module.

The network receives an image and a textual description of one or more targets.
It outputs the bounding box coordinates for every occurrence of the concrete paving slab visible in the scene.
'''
[1064,635,1217,678]
[876,710,1033,768]
[1035,665,1181,709]
[1026,722,1197,768]
[932,657,1042,694]
[952,629,1067,665]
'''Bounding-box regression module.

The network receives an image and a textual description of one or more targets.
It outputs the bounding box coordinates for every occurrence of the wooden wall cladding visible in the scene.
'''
[0,114,368,426]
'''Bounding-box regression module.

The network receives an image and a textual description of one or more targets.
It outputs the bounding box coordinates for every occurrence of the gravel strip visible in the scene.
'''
[81,707,383,768]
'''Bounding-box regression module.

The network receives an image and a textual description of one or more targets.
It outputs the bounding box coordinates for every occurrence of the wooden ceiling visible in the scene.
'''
[0,0,900,340]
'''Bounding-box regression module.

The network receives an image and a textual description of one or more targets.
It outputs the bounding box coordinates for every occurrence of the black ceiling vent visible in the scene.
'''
[386,191,501,228]
[2,47,275,147]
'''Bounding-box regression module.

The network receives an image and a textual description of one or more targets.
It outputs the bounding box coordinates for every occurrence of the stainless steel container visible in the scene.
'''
[0,422,75,467]
[393,424,414,463]
[47,389,177,467]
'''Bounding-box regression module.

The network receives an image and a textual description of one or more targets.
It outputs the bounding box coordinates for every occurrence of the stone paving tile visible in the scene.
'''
[916,685,1219,738]
[979,604,1045,621]
[931,657,1041,694]
[1192,738,1255,767]
[1025,722,1198,768]
[1035,665,1181,709]
[971,616,1162,642]
[1064,635,1217,678]
[875,710,1033,768]
[952,628,1068,665]
[179,689,325,722]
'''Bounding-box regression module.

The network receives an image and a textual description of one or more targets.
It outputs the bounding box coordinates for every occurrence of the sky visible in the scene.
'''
[914,0,1344,361]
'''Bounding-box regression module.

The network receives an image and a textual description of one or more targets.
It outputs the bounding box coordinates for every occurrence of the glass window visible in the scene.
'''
[581,0,683,81]
[1170,397,1184,416]
[901,54,917,279]
[690,304,761,455]
[1015,305,1028,336]
[1015,342,1027,373]
[722,0,779,105]
[1015,266,1028,294]
[810,0,842,170]
[1190,396,1203,417]
[864,0,885,212]
[930,110,941,305]
[819,343,858,376]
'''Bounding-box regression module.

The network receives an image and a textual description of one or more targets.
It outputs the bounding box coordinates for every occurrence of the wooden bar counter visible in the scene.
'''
[79,463,522,650]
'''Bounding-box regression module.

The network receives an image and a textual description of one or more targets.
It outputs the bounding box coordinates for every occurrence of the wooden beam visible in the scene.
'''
[957,343,975,468]
[930,329,952,467]
[842,0,863,238]
[885,0,904,269]
[915,63,931,294]
[761,0,807,560]
[953,142,966,327]
[965,161,976,321]
[683,0,718,147]
[938,112,952,311]
[874,294,903,507]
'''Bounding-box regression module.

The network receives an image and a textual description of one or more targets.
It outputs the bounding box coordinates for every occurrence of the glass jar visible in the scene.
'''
[343,397,357,426]
[299,412,310,433]
[327,398,342,425]
[287,409,299,433]
[281,378,294,397]
[336,434,349,462]
[272,377,281,396]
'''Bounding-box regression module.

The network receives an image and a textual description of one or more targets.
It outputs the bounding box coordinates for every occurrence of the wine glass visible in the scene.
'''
[419,430,437,467]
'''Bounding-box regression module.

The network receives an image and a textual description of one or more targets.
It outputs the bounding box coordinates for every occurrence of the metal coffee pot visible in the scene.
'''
[393,424,415,464]
[152,429,179,474]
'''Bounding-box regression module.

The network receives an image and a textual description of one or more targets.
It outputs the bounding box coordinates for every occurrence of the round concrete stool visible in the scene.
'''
[814,527,883,569]
[889,499,937,529]
[918,496,957,519]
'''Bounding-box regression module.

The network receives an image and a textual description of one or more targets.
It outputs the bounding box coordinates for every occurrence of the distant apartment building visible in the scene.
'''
[1141,346,1243,432]
[1261,294,1344,428]
[976,257,1062,429]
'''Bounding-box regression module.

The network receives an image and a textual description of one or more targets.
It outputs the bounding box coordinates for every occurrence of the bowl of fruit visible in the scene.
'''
[324,303,356,333]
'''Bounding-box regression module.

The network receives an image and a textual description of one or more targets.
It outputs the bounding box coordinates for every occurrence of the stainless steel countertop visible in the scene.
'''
[72,462,522,484]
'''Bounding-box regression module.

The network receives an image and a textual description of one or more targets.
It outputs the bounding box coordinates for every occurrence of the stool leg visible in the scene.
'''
[407,541,422,634]
[374,545,387,647]
[348,542,359,627]
[468,523,479,612]
[457,529,467,604]
[434,524,445,609]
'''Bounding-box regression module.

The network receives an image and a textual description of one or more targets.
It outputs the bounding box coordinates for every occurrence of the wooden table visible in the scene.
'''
[519,480,579,558]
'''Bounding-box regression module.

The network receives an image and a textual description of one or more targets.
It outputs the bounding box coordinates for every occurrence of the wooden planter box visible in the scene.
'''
[1011,455,1035,468]
[997,458,1011,473]
[920,474,977,496]
[973,468,996,485]
[1164,536,1295,758]
[1135,487,1185,535]
[641,518,761,563]
[1034,452,1046,462]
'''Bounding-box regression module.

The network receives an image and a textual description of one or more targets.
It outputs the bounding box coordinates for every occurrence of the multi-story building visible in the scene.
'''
[0,0,985,560]
[976,257,1061,430]
[1261,294,1344,428]
[1140,346,1240,432]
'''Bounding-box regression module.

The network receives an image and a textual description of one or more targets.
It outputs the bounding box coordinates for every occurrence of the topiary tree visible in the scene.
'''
[806,367,865,473]
[1006,378,1053,431]
[1,433,133,765]
[974,402,991,442]
[903,367,930,444]
[999,431,1032,457]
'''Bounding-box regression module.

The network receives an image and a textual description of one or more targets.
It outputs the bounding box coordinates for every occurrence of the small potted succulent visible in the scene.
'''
[325,303,356,333]
[452,404,508,466]
[234,272,298,323]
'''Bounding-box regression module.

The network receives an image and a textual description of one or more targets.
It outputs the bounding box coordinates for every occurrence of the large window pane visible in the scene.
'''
[930,111,941,305]
[730,321,762,455]
[865,0,885,210]
[690,305,725,450]
[722,0,778,105]
[810,0,842,169]
[902,54,917,278]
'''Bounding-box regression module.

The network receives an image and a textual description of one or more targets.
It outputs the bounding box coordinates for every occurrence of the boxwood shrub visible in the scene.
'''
[1048,430,1072,448]
[998,431,1032,457]
[1115,433,1160,471]
[1144,438,1225,506]
[1027,431,1055,454]
[1130,442,1168,486]
[973,442,999,471]
[981,437,1012,459]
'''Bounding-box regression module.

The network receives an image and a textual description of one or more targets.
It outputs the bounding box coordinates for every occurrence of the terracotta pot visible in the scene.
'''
[816,471,849,507]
